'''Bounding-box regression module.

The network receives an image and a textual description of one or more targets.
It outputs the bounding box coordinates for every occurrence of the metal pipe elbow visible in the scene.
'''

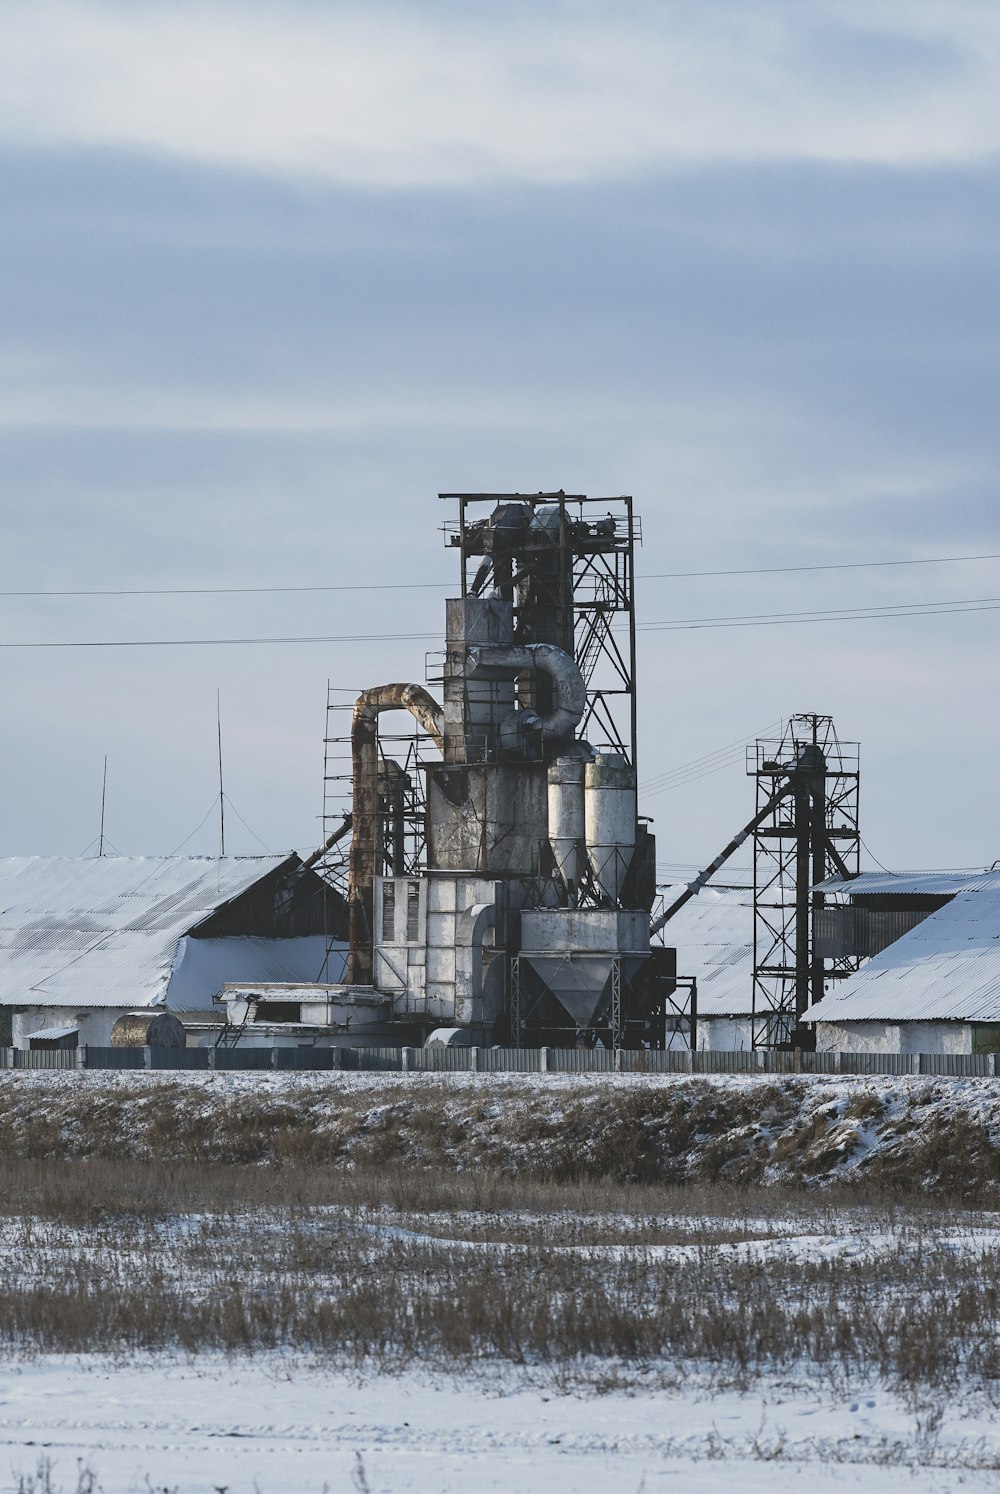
[468,643,585,740]
[352,683,444,752]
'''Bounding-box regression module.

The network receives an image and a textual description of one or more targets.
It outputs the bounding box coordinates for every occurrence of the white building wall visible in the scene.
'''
[12,1006,118,1048]
[697,1015,754,1052]
[815,1020,973,1054]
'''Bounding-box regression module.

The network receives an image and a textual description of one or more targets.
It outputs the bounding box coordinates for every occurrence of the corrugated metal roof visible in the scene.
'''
[26,1025,78,1040]
[0,855,295,1008]
[804,890,1000,1023]
[816,870,1000,896]
[657,884,754,1015]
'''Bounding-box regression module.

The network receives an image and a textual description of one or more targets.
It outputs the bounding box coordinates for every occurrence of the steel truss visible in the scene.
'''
[748,715,860,1049]
[319,684,436,976]
[442,492,640,769]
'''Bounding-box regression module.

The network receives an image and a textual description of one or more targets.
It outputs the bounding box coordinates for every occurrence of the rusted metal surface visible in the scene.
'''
[347,684,444,985]
[110,1011,186,1048]
[302,812,352,871]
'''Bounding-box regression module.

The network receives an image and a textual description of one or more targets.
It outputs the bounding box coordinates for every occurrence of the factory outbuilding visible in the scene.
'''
[803,870,1000,1055]
[0,854,346,1050]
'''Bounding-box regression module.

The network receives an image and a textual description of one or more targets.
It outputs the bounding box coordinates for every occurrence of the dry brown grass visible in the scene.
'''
[0,1153,995,1400]
[0,1073,998,1396]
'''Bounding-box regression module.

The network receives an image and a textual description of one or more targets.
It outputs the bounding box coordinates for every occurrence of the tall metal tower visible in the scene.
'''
[441,492,640,769]
[748,715,860,1048]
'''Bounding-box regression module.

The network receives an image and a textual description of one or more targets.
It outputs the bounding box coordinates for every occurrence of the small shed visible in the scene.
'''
[26,1024,79,1052]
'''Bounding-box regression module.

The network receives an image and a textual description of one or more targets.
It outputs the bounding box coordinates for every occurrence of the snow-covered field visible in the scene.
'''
[2,1068,999,1192]
[2,1355,999,1493]
[2,1070,1000,1490]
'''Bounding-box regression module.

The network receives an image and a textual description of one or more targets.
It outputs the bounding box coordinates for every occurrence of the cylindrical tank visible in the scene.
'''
[110,1011,187,1048]
[585,753,637,904]
[548,756,586,903]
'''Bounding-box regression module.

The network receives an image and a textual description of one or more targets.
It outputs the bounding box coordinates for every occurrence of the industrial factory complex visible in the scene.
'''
[2,492,998,1059]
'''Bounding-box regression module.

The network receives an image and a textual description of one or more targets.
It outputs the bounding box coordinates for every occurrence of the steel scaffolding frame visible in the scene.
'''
[442,492,640,769]
[748,714,861,1048]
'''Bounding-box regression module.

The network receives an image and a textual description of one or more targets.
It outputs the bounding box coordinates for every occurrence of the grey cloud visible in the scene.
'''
[0,145,998,865]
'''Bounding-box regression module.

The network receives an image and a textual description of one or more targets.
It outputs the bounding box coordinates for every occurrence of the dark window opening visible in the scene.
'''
[406,881,421,942]
[382,881,396,942]
[253,1002,301,1023]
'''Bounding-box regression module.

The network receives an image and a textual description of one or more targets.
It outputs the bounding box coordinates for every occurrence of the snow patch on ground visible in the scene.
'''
[0,1355,998,1494]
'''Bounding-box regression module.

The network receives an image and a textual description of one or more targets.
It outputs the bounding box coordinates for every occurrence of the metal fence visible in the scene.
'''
[2,1046,999,1077]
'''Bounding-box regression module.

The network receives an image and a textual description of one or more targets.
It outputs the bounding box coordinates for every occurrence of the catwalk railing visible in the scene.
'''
[3,1047,1000,1076]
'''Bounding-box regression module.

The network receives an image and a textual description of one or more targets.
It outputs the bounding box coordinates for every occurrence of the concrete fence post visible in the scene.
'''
[208,1048,217,1071]
[76,1045,86,1071]
[909,1053,920,1075]
[402,1046,414,1074]
[754,1050,765,1073]
[143,1045,152,1071]
[470,1046,479,1072]
[540,1046,550,1074]
[614,1049,622,1074]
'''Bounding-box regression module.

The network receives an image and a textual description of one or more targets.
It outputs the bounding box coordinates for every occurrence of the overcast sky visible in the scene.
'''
[1,0,998,874]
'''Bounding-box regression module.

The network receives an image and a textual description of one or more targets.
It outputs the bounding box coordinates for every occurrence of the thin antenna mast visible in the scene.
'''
[216,689,226,857]
[98,755,108,857]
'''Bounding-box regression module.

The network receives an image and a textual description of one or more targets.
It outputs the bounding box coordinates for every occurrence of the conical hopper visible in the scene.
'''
[521,953,613,1027]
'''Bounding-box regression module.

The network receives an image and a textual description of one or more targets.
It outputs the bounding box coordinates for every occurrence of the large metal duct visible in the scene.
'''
[465,642,585,744]
[347,684,444,985]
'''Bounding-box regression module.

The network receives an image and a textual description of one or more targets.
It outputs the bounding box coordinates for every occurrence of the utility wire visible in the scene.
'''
[640,722,778,793]
[640,594,1000,631]
[0,630,436,649]
[7,594,1000,649]
[640,552,1000,581]
[640,726,767,786]
[642,753,757,800]
[859,836,893,873]
[222,794,272,853]
[3,549,1000,600]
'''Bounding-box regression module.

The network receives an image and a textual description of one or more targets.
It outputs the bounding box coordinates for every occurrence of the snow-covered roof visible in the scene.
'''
[816,870,1000,896]
[804,891,1000,1024]
[656,883,754,1016]
[0,855,296,1009]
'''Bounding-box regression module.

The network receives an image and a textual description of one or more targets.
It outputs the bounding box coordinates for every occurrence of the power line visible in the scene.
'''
[642,753,757,800]
[640,551,1000,582]
[639,595,1000,632]
[2,549,1000,601]
[0,630,437,650]
[5,593,1000,649]
[640,722,777,793]
[0,580,446,599]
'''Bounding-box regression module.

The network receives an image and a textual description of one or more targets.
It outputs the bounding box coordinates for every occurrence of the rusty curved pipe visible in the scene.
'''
[347,684,444,985]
